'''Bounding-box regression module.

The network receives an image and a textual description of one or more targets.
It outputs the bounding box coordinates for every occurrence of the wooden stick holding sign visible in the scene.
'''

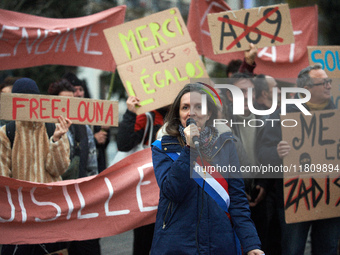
[208,4,294,54]
[104,8,208,115]
[0,93,119,127]
[281,110,340,224]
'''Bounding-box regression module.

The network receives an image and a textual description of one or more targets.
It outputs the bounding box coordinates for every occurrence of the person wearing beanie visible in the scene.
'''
[63,72,90,98]
[0,77,72,255]
[11,77,40,94]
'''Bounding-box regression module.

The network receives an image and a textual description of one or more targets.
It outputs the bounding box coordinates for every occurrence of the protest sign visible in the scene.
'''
[0,93,119,126]
[188,0,318,78]
[0,148,158,244]
[308,46,340,78]
[0,6,126,72]
[307,47,340,111]
[207,4,294,54]
[104,8,208,114]
[330,78,340,110]
[281,110,340,223]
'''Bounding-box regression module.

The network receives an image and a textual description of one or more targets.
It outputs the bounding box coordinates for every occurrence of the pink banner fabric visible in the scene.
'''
[0,6,126,72]
[0,148,158,244]
[187,1,318,78]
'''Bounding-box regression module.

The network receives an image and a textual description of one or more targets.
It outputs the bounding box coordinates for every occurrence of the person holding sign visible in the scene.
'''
[63,72,110,173]
[258,64,340,255]
[116,95,167,255]
[151,83,264,255]
[0,78,72,255]
[47,78,101,255]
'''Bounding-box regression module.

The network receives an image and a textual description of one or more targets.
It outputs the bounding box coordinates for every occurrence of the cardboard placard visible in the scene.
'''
[0,93,118,127]
[281,110,340,223]
[331,78,340,110]
[308,46,340,78]
[208,4,294,53]
[104,8,208,114]
[307,47,340,111]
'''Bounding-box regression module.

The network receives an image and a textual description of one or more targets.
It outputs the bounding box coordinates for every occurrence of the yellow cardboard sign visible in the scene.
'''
[104,8,208,114]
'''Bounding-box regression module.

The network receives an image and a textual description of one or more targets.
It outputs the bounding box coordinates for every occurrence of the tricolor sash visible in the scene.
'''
[193,157,230,212]
[152,139,242,254]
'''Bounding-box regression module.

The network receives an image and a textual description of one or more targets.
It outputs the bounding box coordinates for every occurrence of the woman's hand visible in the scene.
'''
[126,96,140,114]
[52,116,72,142]
[247,249,265,255]
[184,124,200,147]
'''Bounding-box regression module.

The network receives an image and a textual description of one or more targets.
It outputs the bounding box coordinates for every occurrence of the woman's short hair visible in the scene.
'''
[165,82,218,137]
[48,79,75,95]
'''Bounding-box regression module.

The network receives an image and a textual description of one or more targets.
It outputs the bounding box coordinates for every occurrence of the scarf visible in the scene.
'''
[305,100,330,111]
[179,124,219,160]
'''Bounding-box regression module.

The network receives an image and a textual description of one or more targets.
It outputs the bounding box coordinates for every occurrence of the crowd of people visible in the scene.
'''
[0,43,339,255]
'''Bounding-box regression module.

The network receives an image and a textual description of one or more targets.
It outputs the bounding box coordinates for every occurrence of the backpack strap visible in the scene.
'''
[45,123,56,139]
[5,121,16,149]
[6,121,56,149]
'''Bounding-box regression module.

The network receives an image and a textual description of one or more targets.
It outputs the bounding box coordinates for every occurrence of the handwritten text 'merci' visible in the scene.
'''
[0,23,106,57]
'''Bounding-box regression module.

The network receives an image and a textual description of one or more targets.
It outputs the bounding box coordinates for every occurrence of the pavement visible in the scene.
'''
[99,228,312,255]
[100,230,133,255]
[0,229,312,255]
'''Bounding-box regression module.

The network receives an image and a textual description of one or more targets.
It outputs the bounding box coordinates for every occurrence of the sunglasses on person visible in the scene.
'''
[312,78,332,87]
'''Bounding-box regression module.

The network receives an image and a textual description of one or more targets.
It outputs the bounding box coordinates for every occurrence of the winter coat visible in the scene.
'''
[151,127,261,255]
[0,121,70,183]
[117,109,165,151]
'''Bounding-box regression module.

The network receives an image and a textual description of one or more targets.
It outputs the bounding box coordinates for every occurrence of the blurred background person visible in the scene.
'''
[116,95,167,255]
[63,72,110,173]
[48,78,100,255]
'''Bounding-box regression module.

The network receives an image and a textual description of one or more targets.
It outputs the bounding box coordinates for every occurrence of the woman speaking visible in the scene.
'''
[151,83,264,255]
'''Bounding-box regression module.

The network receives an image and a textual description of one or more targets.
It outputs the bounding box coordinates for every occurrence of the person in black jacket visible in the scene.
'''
[63,72,110,173]
[258,64,340,255]
[116,95,167,255]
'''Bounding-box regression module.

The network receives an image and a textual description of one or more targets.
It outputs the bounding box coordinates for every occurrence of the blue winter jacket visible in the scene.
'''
[151,131,261,255]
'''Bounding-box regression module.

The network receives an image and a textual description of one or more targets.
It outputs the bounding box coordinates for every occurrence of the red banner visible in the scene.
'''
[0,148,158,244]
[187,1,318,78]
[0,6,126,72]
